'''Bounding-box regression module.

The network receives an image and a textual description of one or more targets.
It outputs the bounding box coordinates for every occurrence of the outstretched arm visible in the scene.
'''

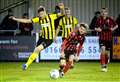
[55,26,61,38]
[10,16,32,23]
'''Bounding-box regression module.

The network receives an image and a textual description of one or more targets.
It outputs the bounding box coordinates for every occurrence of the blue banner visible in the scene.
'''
[0,36,36,60]
[40,36,100,60]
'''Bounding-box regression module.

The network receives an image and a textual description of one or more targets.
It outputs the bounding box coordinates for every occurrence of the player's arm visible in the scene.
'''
[74,17,79,27]
[75,37,85,61]
[74,43,83,62]
[55,26,61,38]
[95,18,102,32]
[76,44,82,57]
[10,16,32,23]
[110,18,118,31]
[60,39,68,63]
[61,39,67,53]
[111,24,118,31]
[54,19,62,41]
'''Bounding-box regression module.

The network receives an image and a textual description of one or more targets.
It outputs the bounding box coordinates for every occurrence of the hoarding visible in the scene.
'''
[40,36,100,60]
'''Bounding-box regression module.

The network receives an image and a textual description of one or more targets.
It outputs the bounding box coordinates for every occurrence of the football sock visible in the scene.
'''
[59,57,66,71]
[63,61,72,73]
[26,52,38,68]
[100,53,105,65]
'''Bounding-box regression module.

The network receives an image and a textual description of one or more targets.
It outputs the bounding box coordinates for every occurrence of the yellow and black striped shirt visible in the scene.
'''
[58,16,78,38]
[31,14,57,40]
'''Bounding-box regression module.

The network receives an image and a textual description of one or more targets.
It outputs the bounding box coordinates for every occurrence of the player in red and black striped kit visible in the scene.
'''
[95,8,118,72]
[59,23,88,77]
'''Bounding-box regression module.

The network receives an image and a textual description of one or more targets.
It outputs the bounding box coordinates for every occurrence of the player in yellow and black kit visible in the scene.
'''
[56,7,78,41]
[55,7,78,68]
[53,2,65,30]
[10,6,57,70]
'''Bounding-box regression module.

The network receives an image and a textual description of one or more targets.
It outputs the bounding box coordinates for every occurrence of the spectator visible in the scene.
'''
[115,14,120,36]
[18,13,33,36]
[0,9,18,36]
[89,11,100,36]
[54,2,65,30]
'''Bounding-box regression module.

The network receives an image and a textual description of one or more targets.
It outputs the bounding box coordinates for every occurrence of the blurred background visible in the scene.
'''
[0,0,120,61]
[0,0,120,24]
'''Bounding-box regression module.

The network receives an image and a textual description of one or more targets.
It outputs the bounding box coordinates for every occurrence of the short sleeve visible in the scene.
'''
[95,18,100,28]
[59,19,63,26]
[31,17,39,23]
[74,17,78,25]
[49,14,57,20]
[109,17,117,27]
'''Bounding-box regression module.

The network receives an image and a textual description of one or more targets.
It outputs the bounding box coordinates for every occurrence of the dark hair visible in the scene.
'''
[80,24,87,29]
[38,8,45,13]
[102,8,107,10]
[55,6,60,10]
[55,6,61,13]
[23,13,28,17]
[95,11,100,15]
[65,7,70,10]
[101,8,108,11]
[8,9,13,13]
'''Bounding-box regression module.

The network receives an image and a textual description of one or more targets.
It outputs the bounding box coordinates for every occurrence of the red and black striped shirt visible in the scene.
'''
[95,16,117,41]
[61,30,85,56]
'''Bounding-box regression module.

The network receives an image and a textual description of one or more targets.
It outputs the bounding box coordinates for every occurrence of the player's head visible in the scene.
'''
[55,6,61,13]
[22,13,28,18]
[37,6,46,18]
[101,8,108,17]
[65,7,71,17]
[95,11,100,18]
[77,23,88,35]
[8,9,13,16]
[58,2,64,10]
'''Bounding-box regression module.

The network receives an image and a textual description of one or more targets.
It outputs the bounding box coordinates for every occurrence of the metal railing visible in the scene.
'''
[0,0,28,14]
[0,29,20,35]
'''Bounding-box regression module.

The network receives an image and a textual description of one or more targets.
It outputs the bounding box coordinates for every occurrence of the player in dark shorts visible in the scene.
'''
[95,8,118,72]
[59,23,88,77]
[10,6,58,70]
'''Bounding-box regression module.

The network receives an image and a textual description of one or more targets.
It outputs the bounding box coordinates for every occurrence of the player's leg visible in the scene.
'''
[104,41,111,70]
[63,54,74,74]
[22,44,44,70]
[70,57,74,69]
[26,45,44,67]
[100,41,110,72]
[59,53,66,76]
[100,45,108,72]
[22,38,53,70]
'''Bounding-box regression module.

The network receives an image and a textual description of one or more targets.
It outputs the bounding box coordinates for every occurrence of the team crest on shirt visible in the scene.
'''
[41,23,50,27]
[65,24,72,28]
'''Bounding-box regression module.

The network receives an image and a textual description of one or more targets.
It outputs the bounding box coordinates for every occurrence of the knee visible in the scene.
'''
[60,57,66,66]
[69,55,74,62]
[101,46,106,53]
[34,45,44,53]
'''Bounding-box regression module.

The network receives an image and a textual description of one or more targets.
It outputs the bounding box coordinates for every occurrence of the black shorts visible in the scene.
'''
[62,38,66,42]
[36,37,53,49]
[64,50,76,60]
[99,40,112,50]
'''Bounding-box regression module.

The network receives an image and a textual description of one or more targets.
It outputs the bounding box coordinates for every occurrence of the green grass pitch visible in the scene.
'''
[0,62,120,82]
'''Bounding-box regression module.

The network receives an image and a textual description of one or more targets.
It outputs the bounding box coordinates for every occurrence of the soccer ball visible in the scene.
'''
[49,69,60,79]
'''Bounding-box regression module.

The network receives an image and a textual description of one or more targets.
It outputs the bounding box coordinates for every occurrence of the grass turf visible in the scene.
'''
[0,62,120,82]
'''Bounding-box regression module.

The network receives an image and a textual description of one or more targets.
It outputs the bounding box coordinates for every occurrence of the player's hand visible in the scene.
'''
[110,28,115,31]
[9,16,16,20]
[95,28,102,32]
